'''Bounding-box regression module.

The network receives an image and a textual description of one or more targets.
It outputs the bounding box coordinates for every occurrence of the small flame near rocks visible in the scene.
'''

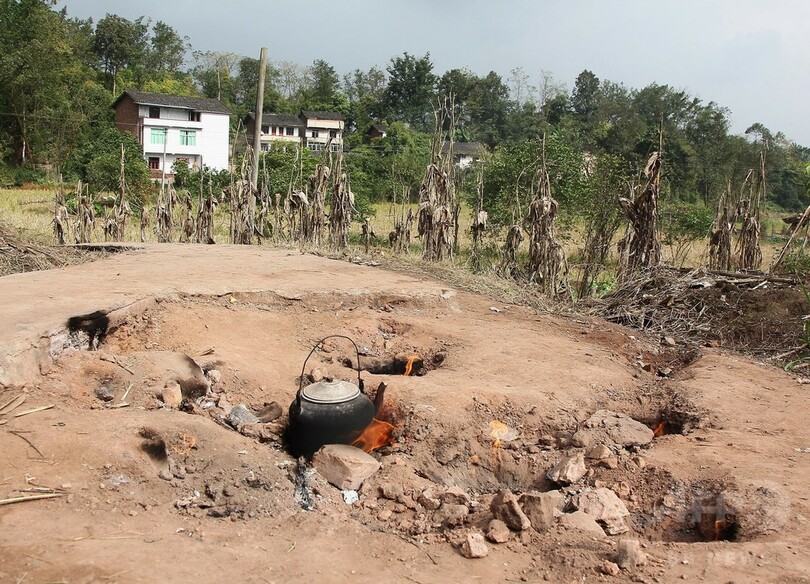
[403,355,419,376]
[652,421,667,437]
[489,420,510,450]
[352,402,400,453]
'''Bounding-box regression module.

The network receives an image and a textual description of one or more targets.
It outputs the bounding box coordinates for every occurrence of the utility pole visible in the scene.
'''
[249,47,268,242]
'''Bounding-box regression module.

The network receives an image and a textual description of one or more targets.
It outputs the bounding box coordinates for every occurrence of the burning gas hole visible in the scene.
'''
[341,351,447,376]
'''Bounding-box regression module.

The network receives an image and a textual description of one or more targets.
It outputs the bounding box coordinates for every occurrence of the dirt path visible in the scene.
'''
[1,245,809,583]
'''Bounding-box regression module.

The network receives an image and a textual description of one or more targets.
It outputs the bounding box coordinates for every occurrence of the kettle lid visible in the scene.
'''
[300,379,360,404]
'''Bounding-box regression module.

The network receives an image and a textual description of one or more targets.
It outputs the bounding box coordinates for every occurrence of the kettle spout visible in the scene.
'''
[373,382,387,416]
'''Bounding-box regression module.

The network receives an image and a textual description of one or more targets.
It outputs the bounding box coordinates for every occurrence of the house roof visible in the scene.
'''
[300,110,345,121]
[247,112,303,127]
[114,91,230,114]
[369,122,389,134]
[442,141,487,157]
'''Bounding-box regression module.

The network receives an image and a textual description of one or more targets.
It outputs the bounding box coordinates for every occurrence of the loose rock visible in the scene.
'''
[94,385,115,402]
[486,519,511,543]
[255,402,283,423]
[460,533,489,558]
[418,488,442,511]
[557,511,605,537]
[490,489,531,531]
[161,381,183,409]
[206,369,222,385]
[225,404,259,428]
[547,452,587,485]
[434,503,468,527]
[601,561,621,576]
[616,539,647,569]
[572,488,630,535]
[572,410,654,449]
[311,444,381,490]
[379,483,405,501]
[519,492,559,532]
[442,485,470,505]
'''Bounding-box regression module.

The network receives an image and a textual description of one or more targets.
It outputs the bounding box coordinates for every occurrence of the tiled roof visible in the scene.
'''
[248,112,303,127]
[114,91,230,114]
[300,110,345,121]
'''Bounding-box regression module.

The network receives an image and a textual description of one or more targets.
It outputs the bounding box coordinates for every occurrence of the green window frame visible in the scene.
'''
[150,128,166,145]
[180,130,196,146]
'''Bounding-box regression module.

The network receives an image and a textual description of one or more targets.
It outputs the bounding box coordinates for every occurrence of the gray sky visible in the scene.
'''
[56,0,810,145]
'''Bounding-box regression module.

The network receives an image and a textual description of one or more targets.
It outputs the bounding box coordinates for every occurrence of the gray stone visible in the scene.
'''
[161,380,182,409]
[486,519,511,543]
[225,404,259,428]
[572,410,654,449]
[311,444,381,490]
[460,533,489,558]
[572,488,630,535]
[601,561,621,576]
[519,492,559,532]
[434,503,468,527]
[418,488,442,510]
[557,511,606,537]
[94,385,115,402]
[547,452,587,485]
[490,489,531,531]
[616,539,647,569]
[442,485,470,505]
[206,369,222,385]
[238,423,275,442]
[379,483,405,501]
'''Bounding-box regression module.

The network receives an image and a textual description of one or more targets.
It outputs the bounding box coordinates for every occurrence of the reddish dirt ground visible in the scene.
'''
[1,245,809,583]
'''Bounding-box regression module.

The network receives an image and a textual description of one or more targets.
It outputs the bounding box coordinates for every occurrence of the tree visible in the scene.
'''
[304,59,340,108]
[192,50,240,102]
[148,20,188,76]
[92,13,148,93]
[384,52,437,131]
[468,71,511,148]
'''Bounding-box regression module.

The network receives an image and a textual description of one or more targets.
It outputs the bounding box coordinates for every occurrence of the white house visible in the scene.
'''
[245,112,303,151]
[245,110,345,154]
[113,91,231,174]
[441,142,487,169]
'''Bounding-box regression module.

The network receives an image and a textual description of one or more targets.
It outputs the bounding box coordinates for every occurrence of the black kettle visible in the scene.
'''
[287,335,376,457]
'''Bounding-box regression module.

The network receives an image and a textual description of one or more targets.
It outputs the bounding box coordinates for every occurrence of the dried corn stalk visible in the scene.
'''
[180,191,195,243]
[308,163,329,246]
[499,224,524,279]
[75,180,95,244]
[329,154,354,250]
[736,151,765,270]
[53,178,70,245]
[708,181,735,271]
[618,151,662,281]
[229,155,254,244]
[156,183,175,243]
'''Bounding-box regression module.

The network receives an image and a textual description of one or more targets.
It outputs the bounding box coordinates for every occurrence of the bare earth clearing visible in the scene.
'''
[1,245,809,583]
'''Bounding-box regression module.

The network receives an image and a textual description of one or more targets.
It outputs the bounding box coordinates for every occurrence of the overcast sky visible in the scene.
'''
[56,0,810,145]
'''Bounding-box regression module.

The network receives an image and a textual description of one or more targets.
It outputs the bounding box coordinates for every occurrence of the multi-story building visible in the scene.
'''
[113,91,231,175]
[245,110,344,154]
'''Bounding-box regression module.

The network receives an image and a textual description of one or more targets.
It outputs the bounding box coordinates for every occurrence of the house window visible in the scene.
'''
[311,130,319,138]
[187,110,200,122]
[148,157,160,170]
[179,130,196,146]
[277,126,283,135]
[261,125,269,134]
[149,106,160,119]
[286,127,295,136]
[309,143,322,152]
[270,126,277,135]
[330,143,340,153]
[329,129,338,139]
[150,128,166,145]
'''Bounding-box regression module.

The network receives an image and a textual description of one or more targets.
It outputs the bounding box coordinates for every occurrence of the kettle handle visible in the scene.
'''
[297,335,363,403]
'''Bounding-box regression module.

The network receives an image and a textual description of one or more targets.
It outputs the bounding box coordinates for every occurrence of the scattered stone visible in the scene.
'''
[434,503,468,527]
[238,423,275,442]
[206,369,222,385]
[663,336,677,347]
[586,444,612,460]
[157,468,173,481]
[460,533,489,558]
[601,561,621,576]
[94,385,115,402]
[225,404,259,428]
[377,509,392,521]
[379,483,405,501]
[418,488,442,510]
[310,367,325,382]
[572,410,654,449]
[572,488,630,535]
[616,539,647,569]
[557,511,605,537]
[657,367,673,378]
[311,444,381,490]
[442,485,470,505]
[490,489,531,531]
[255,402,282,423]
[486,519,511,543]
[632,456,647,469]
[519,492,559,532]
[547,452,587,485]
[342,490,358,505]
[161,381,182,409]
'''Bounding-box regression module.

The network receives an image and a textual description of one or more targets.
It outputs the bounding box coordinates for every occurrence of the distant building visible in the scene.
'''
[442,142,487,169]
[113,90,231,175]
[246,110,345,154]
[367,122,390,139]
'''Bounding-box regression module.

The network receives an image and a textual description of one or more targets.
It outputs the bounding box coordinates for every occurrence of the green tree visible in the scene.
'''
[92,13,149,93]
[148,20,188,76]
[384,52,437,131]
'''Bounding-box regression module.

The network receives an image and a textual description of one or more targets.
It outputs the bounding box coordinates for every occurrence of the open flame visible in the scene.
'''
[403,354,420,376]
[489,420,509,450]
[352,417,396,452]
[652,421,667,437]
